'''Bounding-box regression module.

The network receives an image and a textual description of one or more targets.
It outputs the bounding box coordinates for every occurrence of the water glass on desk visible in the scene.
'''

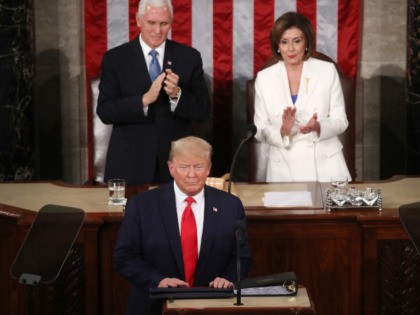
[108,179,126,205]
[331,176,348,193]
[330,176,348,204]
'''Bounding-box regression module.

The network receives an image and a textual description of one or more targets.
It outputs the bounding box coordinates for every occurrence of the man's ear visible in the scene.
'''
[206,162,212,177]
[135,13,142,28]
[167,161,174,177]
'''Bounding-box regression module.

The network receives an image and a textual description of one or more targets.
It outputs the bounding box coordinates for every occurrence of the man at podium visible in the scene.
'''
[114,136,251,315]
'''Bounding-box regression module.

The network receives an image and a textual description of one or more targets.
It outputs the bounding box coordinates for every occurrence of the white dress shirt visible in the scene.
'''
[173,182,205,255]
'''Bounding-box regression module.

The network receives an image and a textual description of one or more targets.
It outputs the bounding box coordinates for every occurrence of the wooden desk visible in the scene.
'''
[1,177,420,315]
[163,287,315,315]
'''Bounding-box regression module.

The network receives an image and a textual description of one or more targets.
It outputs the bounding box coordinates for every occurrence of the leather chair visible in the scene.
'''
[246,51,356,182]
[90,77,112,184]
[398,202,420,255]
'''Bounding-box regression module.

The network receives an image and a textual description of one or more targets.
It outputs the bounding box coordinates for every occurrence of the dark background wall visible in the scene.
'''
[1,0,417,184]
[0,0,35,181]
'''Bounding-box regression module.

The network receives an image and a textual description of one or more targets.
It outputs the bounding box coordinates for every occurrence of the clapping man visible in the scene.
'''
[97,0,211,184]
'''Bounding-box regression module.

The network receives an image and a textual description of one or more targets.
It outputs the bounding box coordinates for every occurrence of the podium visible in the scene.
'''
[162,286,315,315]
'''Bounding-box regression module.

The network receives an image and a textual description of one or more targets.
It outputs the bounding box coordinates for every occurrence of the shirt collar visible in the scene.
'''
[173,181,205,206]
[139,34,166,57]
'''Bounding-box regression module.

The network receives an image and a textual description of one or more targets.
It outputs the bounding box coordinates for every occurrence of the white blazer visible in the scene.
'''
[254,58,351,182]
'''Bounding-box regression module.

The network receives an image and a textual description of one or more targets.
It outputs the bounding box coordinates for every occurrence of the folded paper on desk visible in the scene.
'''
[234,271,298,296]
[149,287,234,299]
[264,191,312,207]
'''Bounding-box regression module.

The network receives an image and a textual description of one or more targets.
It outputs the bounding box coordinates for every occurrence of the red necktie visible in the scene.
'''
[181,196,197,287]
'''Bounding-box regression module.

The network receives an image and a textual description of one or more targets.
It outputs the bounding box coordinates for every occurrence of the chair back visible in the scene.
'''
[399,202,420,255]
[246,52,356,182]
[91,78,112,184]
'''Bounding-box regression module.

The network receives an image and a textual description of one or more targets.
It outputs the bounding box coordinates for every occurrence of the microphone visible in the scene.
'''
[234,219,246,306]
[228,124,257,194]
[235,219,246,242]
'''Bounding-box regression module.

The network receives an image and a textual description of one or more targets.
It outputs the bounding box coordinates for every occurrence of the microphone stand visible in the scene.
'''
[234,236,243,306]
[228,137,247,194]
[234,220,245,306]
[228,124,257,194]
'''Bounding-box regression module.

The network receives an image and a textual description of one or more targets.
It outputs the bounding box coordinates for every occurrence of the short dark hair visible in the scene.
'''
[270,12,315,61]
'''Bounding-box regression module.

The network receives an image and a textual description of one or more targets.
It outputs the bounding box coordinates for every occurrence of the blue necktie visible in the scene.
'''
[148,49,161,82]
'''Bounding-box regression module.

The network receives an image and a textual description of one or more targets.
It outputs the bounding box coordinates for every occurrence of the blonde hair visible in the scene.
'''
[169,136,212,163]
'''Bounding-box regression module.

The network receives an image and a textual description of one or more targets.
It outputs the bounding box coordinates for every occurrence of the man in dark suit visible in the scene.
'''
[97,0,211,184]
[114,136,251,315]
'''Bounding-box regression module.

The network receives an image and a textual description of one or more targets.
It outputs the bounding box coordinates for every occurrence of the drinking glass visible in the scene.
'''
[108,179,126,205]
[331,176,348,193]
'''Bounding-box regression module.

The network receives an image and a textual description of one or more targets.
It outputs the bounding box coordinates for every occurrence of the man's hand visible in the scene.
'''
[209,277,233,289]
[158,278,189,288]
[164,69,180,98]
[142,72,166,107]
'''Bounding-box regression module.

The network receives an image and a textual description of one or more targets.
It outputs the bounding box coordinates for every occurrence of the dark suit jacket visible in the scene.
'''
[97,39,211,184]
[114,183,252,315]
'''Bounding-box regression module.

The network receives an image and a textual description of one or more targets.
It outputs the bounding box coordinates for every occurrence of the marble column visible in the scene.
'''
[0,0,35,181]
[407,0,420,175]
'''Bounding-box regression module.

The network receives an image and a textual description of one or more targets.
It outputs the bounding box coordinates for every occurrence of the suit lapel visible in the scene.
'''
[297,59,313,105]
[158,184,223,282]
[277,62,295,109]
[295,58,318,123]
[195,186,220,277]
[159,183,185,278]
[162,39,174,72]
[129,39,150,83]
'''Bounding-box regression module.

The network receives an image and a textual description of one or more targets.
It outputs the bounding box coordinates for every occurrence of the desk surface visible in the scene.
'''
[0,182,121,214]
[164,287,314,314]
[1,178,418,315]
[0,177,419,214]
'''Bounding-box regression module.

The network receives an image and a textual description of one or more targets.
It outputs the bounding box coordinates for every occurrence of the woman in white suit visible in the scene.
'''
[254,12,351,182]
